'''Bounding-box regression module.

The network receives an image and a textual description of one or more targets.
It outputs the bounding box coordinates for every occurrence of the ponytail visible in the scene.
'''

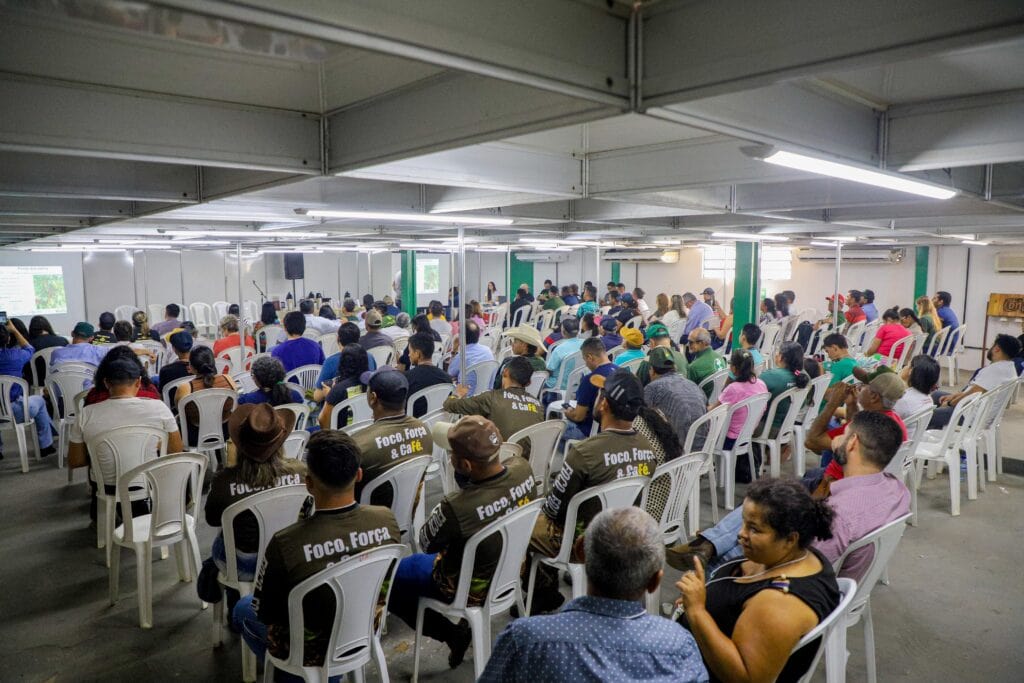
[808,498,836,542]
[189,346,217,388]
[778,341,809,389]
[729,348,756,383]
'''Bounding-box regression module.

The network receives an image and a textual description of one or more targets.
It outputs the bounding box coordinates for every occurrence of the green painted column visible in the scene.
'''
[610,262,620,284]
[400,250,417,315]
[732,241,761,346]
[914,246,929,300]
[509,252,534,297]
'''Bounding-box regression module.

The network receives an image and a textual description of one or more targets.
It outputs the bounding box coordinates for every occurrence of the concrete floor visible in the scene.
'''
[2,397,1023,682]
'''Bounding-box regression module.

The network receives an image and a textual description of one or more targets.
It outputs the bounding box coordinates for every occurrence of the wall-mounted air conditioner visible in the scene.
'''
[603,250,680,263]
[796,248,905,264]
[994,252,1024,273]
[514,252,570,263]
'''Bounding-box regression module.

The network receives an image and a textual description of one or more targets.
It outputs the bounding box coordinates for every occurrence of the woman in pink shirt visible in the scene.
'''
[712,349,768,449]
[865,307,911,361]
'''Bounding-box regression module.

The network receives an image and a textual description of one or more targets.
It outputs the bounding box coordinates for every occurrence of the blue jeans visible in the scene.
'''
[387,553,460,645]
[558,422,588,454]
[11,396,54,449]
[232,596,342,683]
[212,532,258,581]
[700,506,747,572]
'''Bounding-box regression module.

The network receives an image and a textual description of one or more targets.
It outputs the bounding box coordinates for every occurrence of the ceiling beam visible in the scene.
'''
[0,197,135,219]
[426,187,573,214]
[0,76,322,173]
[641,0,1024,106]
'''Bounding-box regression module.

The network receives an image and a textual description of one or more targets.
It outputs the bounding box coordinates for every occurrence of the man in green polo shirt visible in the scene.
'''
[686,328,727,397]
[542,286,566,311]
[636,322,688,386]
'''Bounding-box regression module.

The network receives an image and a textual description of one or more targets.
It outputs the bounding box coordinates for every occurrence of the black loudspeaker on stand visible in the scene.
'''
[284,254,304,305]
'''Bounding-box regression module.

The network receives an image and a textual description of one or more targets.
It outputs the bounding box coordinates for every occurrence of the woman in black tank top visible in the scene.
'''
[675,478,840,683]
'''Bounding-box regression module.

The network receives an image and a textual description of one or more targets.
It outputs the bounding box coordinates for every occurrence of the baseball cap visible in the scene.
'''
[359,368,409,404]
[868,372,906,403]
[600,317,619,332]
[169,331,194,353]
[589,369,644,411]
[365,309,383,329]
[503,325,546,352]
[383,295,394,305]
[702,287,715,295]
[645,322,670,341]
[431,416,502,462]
[648,346,676,372]
[621,328,643,348]
[72,322,95,337]
[825,293,846,305]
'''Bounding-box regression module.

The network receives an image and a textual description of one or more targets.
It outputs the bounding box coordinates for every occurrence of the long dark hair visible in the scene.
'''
[774,293,790,317]
[336,343,369,382]
[899,307,921,326]
[729,348,757,383]
[762,298,777,317]
[94,345,154,391]
[637,405,682,462]
[260,302,278,326]
[251,356,292,406]
[580,312,599,337]
[28,315,56,338]
[777,341,810,389]
[882,306,900,323]
[745,478,834,548]
[188,346,218,388]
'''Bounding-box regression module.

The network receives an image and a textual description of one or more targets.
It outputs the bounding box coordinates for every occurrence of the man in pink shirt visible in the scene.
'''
[667,410,909,582]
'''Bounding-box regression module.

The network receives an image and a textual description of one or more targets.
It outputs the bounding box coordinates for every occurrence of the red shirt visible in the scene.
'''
[824,410,907,480]
[84,383,161,406]
[844,306,866,325]
[213,334,255,357]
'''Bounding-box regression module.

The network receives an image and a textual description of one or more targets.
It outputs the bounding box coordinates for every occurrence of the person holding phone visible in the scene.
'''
[0,320,57,459]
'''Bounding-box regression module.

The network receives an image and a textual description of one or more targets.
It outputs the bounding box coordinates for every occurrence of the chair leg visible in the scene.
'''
[187,526,203,585]
[948,456,961,517]
[241,640,257,683]
[723,453,736,510]
[707,464,719,525]
[468,610,489,680]
[985,431,998,482]
[211,594,224,647]
[136,544,154,628]
[15,423,29,473]
[965,443,978,500]
[863,602,877,683]
[108,543,121,605]
[824,617,849,683]
[525,558,540,616]
[174,542,188,581]
[372,635,390,683]
[412,602,425,683]
[909,478,919,527]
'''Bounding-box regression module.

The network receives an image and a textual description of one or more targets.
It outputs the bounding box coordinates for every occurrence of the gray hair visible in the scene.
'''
[689,327,711,344]
[396,312,411,328]
[219,314,239,333]
[682,292,697,304]
[584,508,664,600]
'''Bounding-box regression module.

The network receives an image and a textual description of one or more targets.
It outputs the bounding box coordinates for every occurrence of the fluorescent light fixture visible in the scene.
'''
[162,229,327,239]
[810,241,841,247]
[828,236,858,243]
[653,239,682,245]
[962,240,989,246]
[711,232,790,242]
[748,147,957,200]
[301,209,513,226]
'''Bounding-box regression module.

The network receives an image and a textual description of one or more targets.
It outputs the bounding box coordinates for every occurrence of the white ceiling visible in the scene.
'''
[1,0,1023,254]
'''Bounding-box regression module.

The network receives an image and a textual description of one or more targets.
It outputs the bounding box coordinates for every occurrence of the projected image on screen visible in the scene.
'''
[416,258,440,294]
[0,266,68,316]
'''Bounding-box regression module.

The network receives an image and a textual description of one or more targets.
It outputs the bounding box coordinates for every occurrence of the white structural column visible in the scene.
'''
[833,244,842,329]
[458,228,467,382]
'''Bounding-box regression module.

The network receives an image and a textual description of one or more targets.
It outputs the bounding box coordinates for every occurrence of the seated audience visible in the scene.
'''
[544,317,583,391]
[358,310,394,351]
[317,304,336,321]
[626,391,685,523]
[201,404,304,592]
[710,298,733,349]
[350,369,433,504]
[576,285,599,316]
[844,290,867,325]
[759,297,778,325]
[382,295,400,317]
[933,290,959,330]
[915,295,940,348]
[493,326,547,390]
[51,322,109,368]
[0,322,56,457]
[821,332,856,389]
[175,346,239,437]
[338,298,360,324]
[632,287,649,317]
[683,293,715,337]
[561,337,618,442]
[381,312,411,341]
[315,322,365,389]
[599,316,622,351]
[255,302,278,331]
[735,323,764,370]
[27,315,67,351]
[774,292,791,319]
[864,307,912,361]
[543,286,566,311]
[712,350,768,457]
[615,298,642,329]
[150,304,183,337]
[388,417,535,666]
[636,323,687,386]
[686,328,727,396]
[898,307,924,336]
[404,333,453,418]
[397,314,441,371]
[643,346,706,452]
[93,312,116,344]
[563,286,580,307]
[447,320,494,394]
[481,508,708,683]
[158,331,194,403]
[674,478,840,683]
[509,287,533,325]
[131,310,151,341]
[271,312,325,372]
[233,430,400,668]
[759,341,811,429]
[427,300,447,323]
[648,292,671,323]
[238,356,303,406]
[929,333,1021,428]
[614,328,645,365]
[213,315,255,357]
[295,298,341,339]
[896,355,940,423]
[316,344,369,428]
[528,370,655,613]
[84,346,161,405]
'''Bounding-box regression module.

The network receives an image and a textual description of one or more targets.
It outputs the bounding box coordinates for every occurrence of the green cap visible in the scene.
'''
[645,322,670,341]
[72,322,95,338]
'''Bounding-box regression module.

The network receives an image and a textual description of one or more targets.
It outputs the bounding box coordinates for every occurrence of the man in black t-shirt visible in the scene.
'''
[403,333,453,417]
[158,331,194,409]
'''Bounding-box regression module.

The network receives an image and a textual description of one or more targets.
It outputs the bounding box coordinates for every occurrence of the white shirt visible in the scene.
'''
[969,360,1018,391]
[381,326,411,341]
[636,298,650,316]
[71,397,178,486]
[894,387,933,420]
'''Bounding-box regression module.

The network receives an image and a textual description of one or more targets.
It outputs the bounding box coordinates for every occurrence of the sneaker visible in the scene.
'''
[447,620,472,669]
[40,444,56,457]
[666,537,716,572]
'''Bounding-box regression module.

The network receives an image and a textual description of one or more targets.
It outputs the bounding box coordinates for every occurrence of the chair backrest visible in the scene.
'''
[718,391,770,453]
[556,477,649,564]
[562,364,587,400]
[45,370,94,420]
[447,499,545,611]
[220,484,309,585]
[87,425,169,489]
[429,318,453,338]
[924,325,949,357]
[317,333,340,358]
[162,374,196,409]
[330,393,372,429]
[465,360,499,396]
[758,323,783,353]
[114,305,136,322]
[232,370,258,394]
[895,406,935,456]
[554,351,583,390]
[359,455,431,544]
[976,379,1017,432]
[117,452,207,544]
[275,402,310,431]
[844,320,867,353]
[793,577,858,683]
[886,334,915,368]
[366,345,395,370]
[507,420,566,492]
[189,302,212,326]
[756,384,811,442]
[946,323,967,355]
[282,431,310,460]
[683,403,729,456]
[339,418,373,435]
[699,368,729,405]
[526,370,549,398]
[832,514,912,602]
[279,545,406,677]
[255,325,285,353]
[908,332,928,359]
[52,361,97,375]
[28,347,58,388]
[619,356,645,376]
[927,392,983,454]
[147,304,164,324]
[284,364,322,392]
[0,377,29,424]
[641,454,707,545]
[212,301,230,320]
[797,372,833,426]
[406,383,453,417]
[392,336,409,361]
[510,305,530,328]
[177,388,237,450]
[216,345,255,374]
[623,315,643,330]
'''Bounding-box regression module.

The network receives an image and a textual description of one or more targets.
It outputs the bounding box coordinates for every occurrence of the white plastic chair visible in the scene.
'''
[884,407,934,527]
[795,577,858,683]
[465,359,499,396]
[0,377,41,473]
[618,356,645,376]
[45,368,94,473]
[232,370,258,394]
[359,455,431,547]
[642,453,707,547]
[909,393,983,516]
[392,336,409,363]
[275,402,311,432]
[507,420,566,495]
[162,375,196,410]
[216,345,255,375]
[623,315,643,330]
[526,370,549,399]
[329,393,373,430]
[922,325,950,360]
[265,544,405,683]
[844,321,867,355]
[255,325,285,354]
[751,384,812,479]
[885,334,915,370]
[109,452,206,628]
[526,478,648,614]
[699,368,729,405]
[544,364,587,419]
[682,404,730,534]
[284,364,323,393]
[406,383,453,417]
[366,345,395,369]
[214,484,309,681]
[177,389,237,470]
[27,346,58,393]
[941,323,968,386]
[190,302,215,337]
[790,372,833,477]
[339,418,374,436]
[414,500,544,681]
[282,431,310,460]
[826,515,911,683]
[715,392,770,510]
[88,425,170,566]
[212,301,230,321]
[114,304,137,322]
[974,378,1018,482]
